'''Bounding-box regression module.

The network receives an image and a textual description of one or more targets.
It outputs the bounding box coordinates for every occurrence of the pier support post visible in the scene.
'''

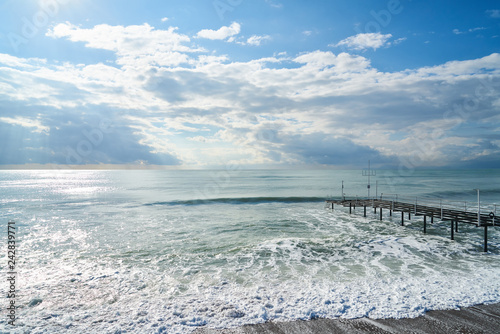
[484,225,488,252]
[364,205,366,217]
[349,203,352,214]
[451,221,454,240]
[390,209,392,217]
[401,211,404,226]
[408,211,411,220]
[332,203,334,210]
[424,216,427,234]
[374,207,377,214]
[380,207,383,220]
[431,216,434,224]
[455,221,458,232]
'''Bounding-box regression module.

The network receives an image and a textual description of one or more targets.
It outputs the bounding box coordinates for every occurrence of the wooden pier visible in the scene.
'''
[326,197,498,252]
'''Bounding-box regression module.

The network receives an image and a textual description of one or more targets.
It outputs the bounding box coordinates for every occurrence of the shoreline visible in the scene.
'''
[193,303,500,333]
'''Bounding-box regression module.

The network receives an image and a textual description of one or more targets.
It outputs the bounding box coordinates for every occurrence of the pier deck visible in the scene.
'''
[326,197,498,252]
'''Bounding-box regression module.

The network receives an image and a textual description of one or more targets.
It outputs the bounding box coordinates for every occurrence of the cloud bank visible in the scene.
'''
[0,23,499,168]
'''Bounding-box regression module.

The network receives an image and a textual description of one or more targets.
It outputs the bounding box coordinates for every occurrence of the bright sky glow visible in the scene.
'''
[0,0,499,168]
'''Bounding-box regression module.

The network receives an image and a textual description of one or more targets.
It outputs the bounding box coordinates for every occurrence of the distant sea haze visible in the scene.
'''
[1,169,500,333]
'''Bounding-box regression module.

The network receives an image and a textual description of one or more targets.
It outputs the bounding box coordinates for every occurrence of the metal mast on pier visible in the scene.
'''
[362,160,376,199]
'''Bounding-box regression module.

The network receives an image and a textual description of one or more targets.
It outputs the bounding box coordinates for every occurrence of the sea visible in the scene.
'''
[1,169,500,333]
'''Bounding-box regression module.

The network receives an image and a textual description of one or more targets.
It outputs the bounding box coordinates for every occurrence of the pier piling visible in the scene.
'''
[484,225,488,252]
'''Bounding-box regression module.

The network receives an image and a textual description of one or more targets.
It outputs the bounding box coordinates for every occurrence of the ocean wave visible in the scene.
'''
[144,196,326,206]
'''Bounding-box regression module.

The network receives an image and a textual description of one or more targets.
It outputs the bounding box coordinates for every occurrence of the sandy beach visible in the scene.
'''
[194,303,500,333]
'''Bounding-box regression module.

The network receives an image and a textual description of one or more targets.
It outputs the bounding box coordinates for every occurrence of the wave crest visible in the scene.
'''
[144,196,325,206]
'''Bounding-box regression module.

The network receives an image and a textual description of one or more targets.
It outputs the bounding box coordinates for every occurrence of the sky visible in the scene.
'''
[0,0,499,169]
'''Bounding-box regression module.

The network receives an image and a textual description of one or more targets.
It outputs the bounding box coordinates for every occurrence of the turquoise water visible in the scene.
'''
[1,169,500,333]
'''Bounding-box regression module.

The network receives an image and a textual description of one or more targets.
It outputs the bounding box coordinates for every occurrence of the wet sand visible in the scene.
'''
[193,303,500,333]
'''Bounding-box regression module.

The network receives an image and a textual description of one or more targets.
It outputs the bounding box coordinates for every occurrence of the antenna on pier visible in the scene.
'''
[362,160,376,198]
[341,180,345,200]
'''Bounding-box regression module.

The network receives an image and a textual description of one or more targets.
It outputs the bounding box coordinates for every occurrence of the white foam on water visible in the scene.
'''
[8,204,500,334]
[14,266,500,333]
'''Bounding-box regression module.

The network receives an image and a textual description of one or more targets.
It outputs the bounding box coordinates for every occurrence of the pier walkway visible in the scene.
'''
[326,195,498,252]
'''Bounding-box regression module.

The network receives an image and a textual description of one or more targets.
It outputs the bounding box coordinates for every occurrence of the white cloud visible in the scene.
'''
[266,0,283,9]
[453,27,487,34]
[294,50,371,72]
[187,136,220,143]
[0,117,49,134]
[393,37,407,45]
[246,35,271,46]
[161,17,169,22]
[414,53,500,77]
[0,53,46,68]
[336,33,393,51]
[195,22,241,41]
[49,22,179,52]
[47,22,201,68]
[196,55,229,65]
[486,9,500,18]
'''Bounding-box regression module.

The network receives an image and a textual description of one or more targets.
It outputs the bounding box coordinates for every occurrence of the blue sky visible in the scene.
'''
[0,0,499,168]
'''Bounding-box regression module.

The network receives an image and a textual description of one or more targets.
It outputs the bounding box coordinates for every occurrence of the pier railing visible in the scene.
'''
[379,193,498,217]
[331,193,498,218]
